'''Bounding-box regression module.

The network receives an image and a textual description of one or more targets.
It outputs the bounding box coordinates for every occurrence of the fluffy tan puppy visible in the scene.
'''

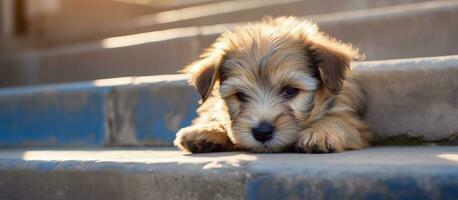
[174,17,372,153]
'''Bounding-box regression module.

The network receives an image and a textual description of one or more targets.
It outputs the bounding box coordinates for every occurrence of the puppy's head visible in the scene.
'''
[184,17,361,152]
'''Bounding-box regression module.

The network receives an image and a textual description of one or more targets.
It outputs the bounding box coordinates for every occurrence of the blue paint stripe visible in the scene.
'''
[0,75,197,147]
[246,170,458,200]
[0,83,112,146]
[131,83,199,145]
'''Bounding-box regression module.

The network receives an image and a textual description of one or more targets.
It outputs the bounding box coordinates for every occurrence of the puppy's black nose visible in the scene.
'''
[252,122,274,142]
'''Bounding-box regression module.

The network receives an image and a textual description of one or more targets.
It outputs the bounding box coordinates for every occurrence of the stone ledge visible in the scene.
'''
[0,55,457,147]
[0,147,457,200]
[354,56,458,141]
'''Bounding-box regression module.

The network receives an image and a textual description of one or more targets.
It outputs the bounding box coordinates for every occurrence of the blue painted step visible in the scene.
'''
[0,82,111,146]
[1,55,458,147]
[0,75,199,147]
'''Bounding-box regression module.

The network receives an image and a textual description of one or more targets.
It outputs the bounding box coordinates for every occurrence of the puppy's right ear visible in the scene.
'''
[182,52,225,102]
[307,34,362,95]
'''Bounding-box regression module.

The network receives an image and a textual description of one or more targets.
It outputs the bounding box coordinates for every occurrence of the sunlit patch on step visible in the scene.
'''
[437,154,458,162]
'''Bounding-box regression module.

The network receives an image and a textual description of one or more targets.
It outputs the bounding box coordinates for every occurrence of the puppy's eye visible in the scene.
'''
[235,92,249,102]
[282,86,299,99]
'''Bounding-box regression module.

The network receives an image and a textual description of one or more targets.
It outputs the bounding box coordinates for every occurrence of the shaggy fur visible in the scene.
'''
[174,17,372,153]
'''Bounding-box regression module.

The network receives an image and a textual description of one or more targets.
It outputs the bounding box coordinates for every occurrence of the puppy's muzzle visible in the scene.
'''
[251,122,275,142]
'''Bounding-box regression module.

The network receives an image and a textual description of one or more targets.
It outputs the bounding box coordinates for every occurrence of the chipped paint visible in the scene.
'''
[1,55,458,147]
[0,74,197,147]
[108,75,199,146]
[0,84,110,147]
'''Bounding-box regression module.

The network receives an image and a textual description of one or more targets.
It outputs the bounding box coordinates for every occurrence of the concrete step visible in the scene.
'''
[16,0,227,47]
[31,0,434,46]
[1,0,457,87]
[0,55,457,147]
[0,146,457,200]
[117,0,436,33]
[0,75,199,147]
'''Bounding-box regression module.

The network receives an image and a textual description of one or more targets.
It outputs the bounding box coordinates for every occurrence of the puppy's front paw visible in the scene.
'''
[295,129,342,153]
[174,125,231,153]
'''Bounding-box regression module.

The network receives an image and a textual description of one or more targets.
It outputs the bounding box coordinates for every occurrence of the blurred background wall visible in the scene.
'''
[0,0,457,88]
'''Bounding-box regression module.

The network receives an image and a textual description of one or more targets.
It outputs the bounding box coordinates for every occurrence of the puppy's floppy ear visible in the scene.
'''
[182,50,225,102]
[270,17,362,94]
[308,33,362,94]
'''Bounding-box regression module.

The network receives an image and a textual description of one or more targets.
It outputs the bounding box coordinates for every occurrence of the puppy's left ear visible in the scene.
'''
[308,34,362,94]
[182,51,225,102]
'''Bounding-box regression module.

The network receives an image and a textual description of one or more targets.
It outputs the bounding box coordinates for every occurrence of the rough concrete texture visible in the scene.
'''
[195,0,458,62]
[1,0,458,87]
[0,147,457,200]
[0,82,111,147]
[0,75,198,147]
[0,55,457,147]
[110,75,199,146]
[316,0,458,61]
[354,56,458,141]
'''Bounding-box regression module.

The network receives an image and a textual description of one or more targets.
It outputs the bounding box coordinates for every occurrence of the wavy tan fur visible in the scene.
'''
[174,16,372,153]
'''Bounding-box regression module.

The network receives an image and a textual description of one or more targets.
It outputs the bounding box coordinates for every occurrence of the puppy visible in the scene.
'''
[174,17,372,153]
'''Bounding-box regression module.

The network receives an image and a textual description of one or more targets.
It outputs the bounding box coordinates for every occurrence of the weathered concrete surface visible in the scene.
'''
[0,147,457,200]
[355,56,458,141]
[0,55,457,147]
[0,75,198,147]
[316,0,458,61]
[1,0,457,87]
[0,35,201,87]
[110,75,199,146]
[0,82,112,147]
